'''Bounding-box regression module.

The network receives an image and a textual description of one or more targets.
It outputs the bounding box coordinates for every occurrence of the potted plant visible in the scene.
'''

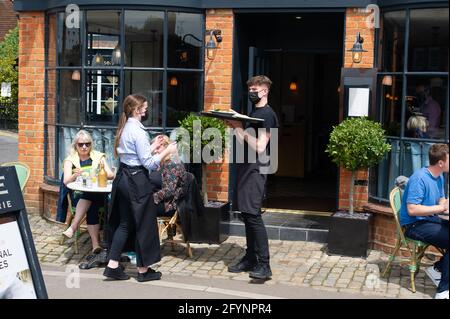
[176,113,230,244]
[325,117,391,257]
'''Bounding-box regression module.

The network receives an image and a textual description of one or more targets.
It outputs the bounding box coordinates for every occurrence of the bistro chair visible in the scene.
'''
[1,161,30,191]
[60,193,87,255]
[158,209,193,258]
[381,186,429,293]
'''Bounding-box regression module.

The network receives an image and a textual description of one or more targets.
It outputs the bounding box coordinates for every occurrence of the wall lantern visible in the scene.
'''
[289,78,298,91]
[347,32,367,64]
[169,76,178,86]
[205,29,222,60]
[382,75,393,86]
[71,70,81,81]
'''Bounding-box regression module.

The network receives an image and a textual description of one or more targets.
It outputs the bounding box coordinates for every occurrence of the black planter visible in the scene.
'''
[327,211,372,258]
[190,201,230,244]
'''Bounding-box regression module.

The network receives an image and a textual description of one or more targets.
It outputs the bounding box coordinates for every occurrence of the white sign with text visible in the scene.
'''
[0,221,30,276]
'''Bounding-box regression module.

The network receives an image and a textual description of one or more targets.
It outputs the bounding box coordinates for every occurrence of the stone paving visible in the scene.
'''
[29,214,438,299]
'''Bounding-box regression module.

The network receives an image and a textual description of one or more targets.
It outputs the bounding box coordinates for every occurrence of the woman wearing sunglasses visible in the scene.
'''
[61,130,114,254]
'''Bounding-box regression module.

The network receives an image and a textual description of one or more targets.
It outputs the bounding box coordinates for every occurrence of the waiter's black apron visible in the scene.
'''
[108,165,161,266]
[236,162,266,215]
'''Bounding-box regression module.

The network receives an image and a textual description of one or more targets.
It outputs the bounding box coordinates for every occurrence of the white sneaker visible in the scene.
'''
[435,290,449,299]
[425,266,441,287]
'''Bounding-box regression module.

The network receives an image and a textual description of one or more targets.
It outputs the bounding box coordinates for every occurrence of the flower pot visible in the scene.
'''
[189,201,230,244]
[327,211,372,258]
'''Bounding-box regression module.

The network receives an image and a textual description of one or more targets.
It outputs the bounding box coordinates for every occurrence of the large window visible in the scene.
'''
[371,7,449,202]
[45,8,204,181]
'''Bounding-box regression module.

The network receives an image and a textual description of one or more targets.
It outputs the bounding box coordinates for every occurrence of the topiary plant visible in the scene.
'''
[177,113,227,204]
[325,117,391,214]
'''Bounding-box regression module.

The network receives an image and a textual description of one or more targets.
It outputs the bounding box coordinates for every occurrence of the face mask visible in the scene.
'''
[248,91,261,104]
[140,109,149,122]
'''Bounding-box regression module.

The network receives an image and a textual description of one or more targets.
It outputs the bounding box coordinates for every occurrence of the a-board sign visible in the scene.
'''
[0,166,47,299]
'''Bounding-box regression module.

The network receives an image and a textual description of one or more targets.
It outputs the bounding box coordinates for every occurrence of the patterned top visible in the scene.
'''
[153,160,187,213]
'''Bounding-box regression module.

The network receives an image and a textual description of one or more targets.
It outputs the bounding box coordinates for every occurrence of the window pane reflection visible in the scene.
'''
[124,71,163,127]
[59,70,81,125]
[58,12,82,66]
[167,72,201,127]
[408,9,449,71]
[381,11,405,72]
[379,75,403,137]
[168,12,203,69]
[405,76,447,139]
[125,11,163,67]
[86,11,121,66]
[86,70,120,124]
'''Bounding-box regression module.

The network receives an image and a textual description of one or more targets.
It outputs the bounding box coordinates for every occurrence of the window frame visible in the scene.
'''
[44,6,205,183]
[370,6,449,204]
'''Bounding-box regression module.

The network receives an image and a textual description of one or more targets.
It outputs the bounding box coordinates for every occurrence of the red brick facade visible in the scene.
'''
[18,12,46,215]
[16,7,411,255]
[0,0,17,41]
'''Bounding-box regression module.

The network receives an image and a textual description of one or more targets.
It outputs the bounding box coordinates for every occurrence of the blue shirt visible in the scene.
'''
[400,167,445,226]
[117,118,161,171]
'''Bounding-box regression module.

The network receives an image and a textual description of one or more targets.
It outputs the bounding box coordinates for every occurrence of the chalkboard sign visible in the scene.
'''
[0,166,47,299]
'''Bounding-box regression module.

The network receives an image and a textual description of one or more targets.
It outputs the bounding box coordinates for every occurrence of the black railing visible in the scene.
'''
[0,99,18,131]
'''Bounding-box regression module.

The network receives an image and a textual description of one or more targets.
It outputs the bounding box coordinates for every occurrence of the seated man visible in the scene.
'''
[400,143,449,299]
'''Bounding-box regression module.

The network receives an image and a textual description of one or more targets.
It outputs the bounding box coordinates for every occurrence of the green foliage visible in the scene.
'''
[325,117,391,172]
[177,113,227,163]
[0,26,19,102]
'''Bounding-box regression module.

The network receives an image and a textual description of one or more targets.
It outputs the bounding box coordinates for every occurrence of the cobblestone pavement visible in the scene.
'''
[29,214,438,299]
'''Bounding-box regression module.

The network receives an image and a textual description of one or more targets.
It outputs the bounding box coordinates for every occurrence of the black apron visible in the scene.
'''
[108,164,161,266]
[236,162,266,215]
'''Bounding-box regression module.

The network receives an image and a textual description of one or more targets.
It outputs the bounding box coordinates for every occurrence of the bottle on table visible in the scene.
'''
[98,161,107,187]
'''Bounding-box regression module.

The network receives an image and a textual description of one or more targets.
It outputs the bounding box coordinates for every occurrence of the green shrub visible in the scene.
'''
[325,117,391,213]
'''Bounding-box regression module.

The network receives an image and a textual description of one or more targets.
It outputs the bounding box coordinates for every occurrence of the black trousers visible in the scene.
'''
[108,173,145,267]
[241,212,270,265]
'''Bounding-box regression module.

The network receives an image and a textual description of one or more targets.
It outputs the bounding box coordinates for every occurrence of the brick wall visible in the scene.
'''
[204,9,233,202]
[18,12,46,214]
[0,0,17,41]
[337,9,375,212]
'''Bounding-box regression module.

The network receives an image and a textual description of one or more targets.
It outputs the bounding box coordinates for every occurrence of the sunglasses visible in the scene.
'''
[77,142,91,148]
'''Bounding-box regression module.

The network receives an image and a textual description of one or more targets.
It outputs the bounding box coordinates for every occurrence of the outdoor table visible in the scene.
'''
[66,180,112,269]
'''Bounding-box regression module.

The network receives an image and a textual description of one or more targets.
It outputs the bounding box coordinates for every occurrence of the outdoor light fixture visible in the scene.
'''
[382,75,393,86]
[205,29,222,60]
[169,76,178,86]
[71,70,81,81]
[348,32,367,63]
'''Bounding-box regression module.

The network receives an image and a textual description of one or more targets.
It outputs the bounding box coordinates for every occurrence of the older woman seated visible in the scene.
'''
[150,135,187,216]
[61,130,114,254]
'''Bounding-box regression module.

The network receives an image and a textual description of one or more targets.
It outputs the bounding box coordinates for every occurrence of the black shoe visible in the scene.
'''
[137,268,162,282]
[228,258,257,273]
[249,263,272,280]
[103,266,130,280]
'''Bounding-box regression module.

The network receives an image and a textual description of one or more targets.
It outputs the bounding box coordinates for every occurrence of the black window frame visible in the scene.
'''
[370,5,449,204]
[44,6,205,183]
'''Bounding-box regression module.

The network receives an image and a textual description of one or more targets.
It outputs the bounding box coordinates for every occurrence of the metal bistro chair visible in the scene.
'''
[158,209,193,258]
[1,161,30,191]
[381,186,429,293]
[60,193,87,255]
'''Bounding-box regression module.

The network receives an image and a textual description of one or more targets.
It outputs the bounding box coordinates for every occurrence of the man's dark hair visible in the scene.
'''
[429,143,449,165]
[247,75,272,90]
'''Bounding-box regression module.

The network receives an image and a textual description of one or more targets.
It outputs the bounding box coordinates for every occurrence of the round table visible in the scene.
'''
[66,181,112,193]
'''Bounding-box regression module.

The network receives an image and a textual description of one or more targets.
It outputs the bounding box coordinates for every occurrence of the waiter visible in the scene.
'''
[104,94,177,282]
[226,75,279,280]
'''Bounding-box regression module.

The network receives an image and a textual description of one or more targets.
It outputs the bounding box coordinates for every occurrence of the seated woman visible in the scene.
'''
[61,130,114,254]
[151,135,187,216]
[406,114,429,139]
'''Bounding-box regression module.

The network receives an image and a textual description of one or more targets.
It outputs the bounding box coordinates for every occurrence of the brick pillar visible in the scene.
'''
[18,12,46,214]
[204,9,233,202]
[338,9,375,211]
